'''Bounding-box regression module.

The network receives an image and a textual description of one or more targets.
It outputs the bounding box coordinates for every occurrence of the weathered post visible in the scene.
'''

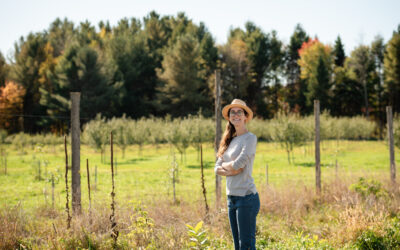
[71,92,81,214]
[387,106,396,184]
[314,100,321,194]
[214,70,222,209]
[200,144,209,214]
[64,135,71,229]
[110,132,119,245]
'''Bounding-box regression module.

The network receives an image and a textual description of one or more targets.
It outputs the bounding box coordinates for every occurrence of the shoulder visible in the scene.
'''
[245,132,257,143]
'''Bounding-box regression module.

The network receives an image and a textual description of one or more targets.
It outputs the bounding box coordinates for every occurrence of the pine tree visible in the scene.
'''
[40,45,119,127]
[347,45,374,118]
[157,34,208,116]
[284,24,309,113]
[314,56,331,110]
[105,30,157,118]
[384,25,400,113]
[371,36,386,137]
[333,36,346,67]
[0,52,7,87]
[9,32,48,132]
[331,66,363,116]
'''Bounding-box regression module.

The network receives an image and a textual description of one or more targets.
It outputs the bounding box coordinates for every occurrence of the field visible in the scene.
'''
[1,138,400,249]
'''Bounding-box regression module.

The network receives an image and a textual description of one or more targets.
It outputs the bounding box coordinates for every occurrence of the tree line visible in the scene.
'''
[5,112,391,167]
[0,11,399,134]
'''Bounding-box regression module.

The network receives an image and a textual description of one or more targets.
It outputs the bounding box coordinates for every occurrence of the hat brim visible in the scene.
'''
[222,104,253,122]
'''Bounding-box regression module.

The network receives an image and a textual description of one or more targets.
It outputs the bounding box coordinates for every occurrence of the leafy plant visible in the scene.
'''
[354,230,385,250]
[350,177,388,200]
[186,221,209,250]
[126,202,156,248]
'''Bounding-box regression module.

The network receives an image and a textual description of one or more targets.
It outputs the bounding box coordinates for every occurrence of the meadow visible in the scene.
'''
[1,136,400,249]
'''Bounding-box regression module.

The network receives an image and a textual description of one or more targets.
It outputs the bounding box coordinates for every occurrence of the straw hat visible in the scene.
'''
[222,99,253,122]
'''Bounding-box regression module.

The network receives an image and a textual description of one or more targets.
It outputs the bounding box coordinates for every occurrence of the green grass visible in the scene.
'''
[0,139,397,209]
[0,139,399,249]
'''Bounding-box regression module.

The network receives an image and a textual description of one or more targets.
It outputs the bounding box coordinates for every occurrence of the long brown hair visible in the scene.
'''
[216,109,248,158]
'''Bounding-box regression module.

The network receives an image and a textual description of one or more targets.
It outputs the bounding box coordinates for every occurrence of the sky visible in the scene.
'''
[1,0,399,60]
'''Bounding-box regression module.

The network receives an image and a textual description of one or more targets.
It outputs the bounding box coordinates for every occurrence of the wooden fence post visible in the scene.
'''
[71,92,81,214]
[64,135,71,229]
[314,100,321,194]
[200,144,209,214]
[110,132,119,244]
[387,106,396,184]
[214,70,222,209]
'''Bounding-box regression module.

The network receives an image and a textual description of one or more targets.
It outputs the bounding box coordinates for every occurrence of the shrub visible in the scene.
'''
[0,129,7,144]
[354,230,385,250]
[350,177,388,200]
[383,217,400,248]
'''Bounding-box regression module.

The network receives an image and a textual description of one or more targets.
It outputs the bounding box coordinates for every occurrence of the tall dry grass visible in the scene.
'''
[258,173,400,245]
[2,174,400,249]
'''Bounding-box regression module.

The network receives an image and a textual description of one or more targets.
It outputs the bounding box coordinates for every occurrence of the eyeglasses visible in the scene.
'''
[229,110,244,117]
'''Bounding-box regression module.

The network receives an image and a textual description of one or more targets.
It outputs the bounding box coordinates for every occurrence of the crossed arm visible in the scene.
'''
[215,160,244,176]
[215,135,257,177]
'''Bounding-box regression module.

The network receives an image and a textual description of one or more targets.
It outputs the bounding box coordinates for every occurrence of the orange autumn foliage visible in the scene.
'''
[297,37,332,83]
[298,37,321,56]
[0,81,26,132]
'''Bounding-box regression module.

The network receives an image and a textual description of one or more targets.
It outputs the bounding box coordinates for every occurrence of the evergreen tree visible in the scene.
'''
[47,18,75,57]
[347,45,374,118]
[105,30,158,118]
[76,21,100,47]
[9,32,48,132]
[333,36,346,67]
[371,35,386,136]
[284,24,309,113]
[0,52,7,86]
[331,66,363,116]
[313,56,331,110]
[243,22,270,114]
[157,34,208,116]
[384,25,400,113]
[143,11,173,69]
[219,38,250,103]
[40,45,120,128]
[264,30,284,118]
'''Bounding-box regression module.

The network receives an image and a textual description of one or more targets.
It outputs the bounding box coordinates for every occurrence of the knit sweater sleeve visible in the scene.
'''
[214,156,223,174]
[232,134,257,170]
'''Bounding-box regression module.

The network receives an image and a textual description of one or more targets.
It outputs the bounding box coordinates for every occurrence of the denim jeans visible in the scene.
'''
[227,192,260,250]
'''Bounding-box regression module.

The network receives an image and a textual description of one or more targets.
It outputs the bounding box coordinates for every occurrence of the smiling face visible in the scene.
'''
[229,107,247,128]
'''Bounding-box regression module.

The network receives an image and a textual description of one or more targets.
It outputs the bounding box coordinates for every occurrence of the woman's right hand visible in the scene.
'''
[226,167,244,176]
[216,166,244,176]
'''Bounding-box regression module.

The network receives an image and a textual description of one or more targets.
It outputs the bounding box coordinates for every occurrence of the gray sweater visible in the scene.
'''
[214,132,258,196]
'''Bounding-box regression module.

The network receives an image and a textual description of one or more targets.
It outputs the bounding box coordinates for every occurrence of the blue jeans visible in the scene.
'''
[227,192,260,250]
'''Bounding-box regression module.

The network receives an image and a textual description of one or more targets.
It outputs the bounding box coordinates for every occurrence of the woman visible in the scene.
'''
[215,99,260,250]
